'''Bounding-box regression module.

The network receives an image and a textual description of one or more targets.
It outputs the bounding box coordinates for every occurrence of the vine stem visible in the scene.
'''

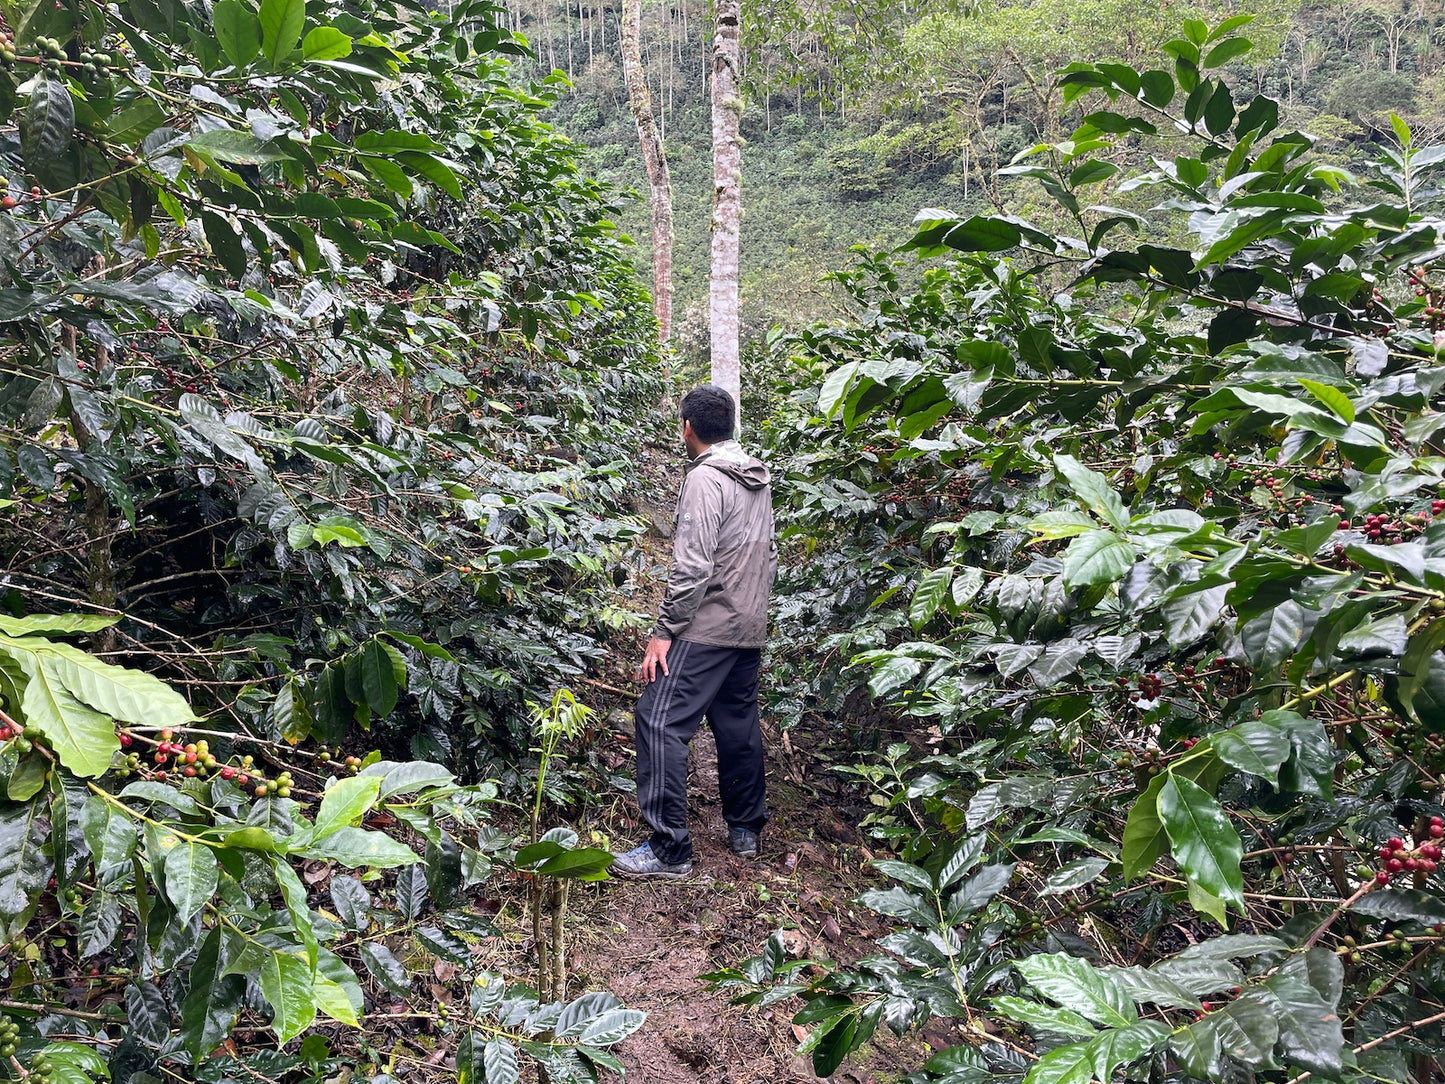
[85,783,218,848]
[1282,1008,1445,1084]
[0,998,111,1022]
[1303,878,1376,949]
[1283,670,1358,713]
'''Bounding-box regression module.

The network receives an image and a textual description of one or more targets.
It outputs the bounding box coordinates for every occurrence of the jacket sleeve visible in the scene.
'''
[653,468,724,641]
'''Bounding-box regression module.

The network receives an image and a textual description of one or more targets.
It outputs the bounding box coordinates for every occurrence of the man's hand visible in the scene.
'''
[636,637,672,684]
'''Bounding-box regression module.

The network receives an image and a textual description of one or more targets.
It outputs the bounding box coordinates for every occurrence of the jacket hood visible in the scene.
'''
[688,440,771,489]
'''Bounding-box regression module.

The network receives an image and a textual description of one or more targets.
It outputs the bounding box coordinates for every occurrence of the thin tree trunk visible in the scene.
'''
[622,0,675,345]
[710,0,742,423]
[549,881,568,1002]
[564,0,574,77]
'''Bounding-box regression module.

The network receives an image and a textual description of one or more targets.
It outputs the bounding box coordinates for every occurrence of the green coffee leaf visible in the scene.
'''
[312,776,381,841]
[1054,454,1129,529]
[910,565,954,630]
[302,26,352,61]
[258,949,317,1042]
[179,930,245,1065]
[946,862,1015,920]
[1040,857,1110,896]
[1158,774,1244,915]
[578,1007,647,1045]
[359,639,399,716]
[1209,718,1291,786]
[258,0,305,67]
[873,859,934,892]
[21,78,74,168]
[359,942,411,998]
[1262,972,1343,1077]
[313,973,361,1026]
[1016,953,1137,1027]
[483,1039,520,1084]
[992,996,1097,1038]
[1121,772,1168,880]
[162,839,219,923]
[306,826,419,867]
[1022,1038,1094,1084]
[1086,1020,1172,1083]
[213,0,262,67]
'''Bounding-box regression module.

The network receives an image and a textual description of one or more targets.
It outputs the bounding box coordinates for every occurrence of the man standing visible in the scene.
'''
[612,385,777,879]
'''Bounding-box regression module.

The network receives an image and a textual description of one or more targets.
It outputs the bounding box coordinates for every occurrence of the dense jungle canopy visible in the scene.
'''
[3,0,1445,1082]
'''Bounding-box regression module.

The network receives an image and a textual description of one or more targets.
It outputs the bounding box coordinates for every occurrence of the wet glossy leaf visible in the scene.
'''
[359,942,411,999]
[180,929,244,1064]
[313,776,381,841]
[1016,953,1137,1027]
[993,996,1097,1038]
[163,840,219,923]
[1210,718,1291,785]
[1158,775,1244,914]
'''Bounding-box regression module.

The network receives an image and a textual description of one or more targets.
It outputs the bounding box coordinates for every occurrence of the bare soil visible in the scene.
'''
[564,716,928,1084]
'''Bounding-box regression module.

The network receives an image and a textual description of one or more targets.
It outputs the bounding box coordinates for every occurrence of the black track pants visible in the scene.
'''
[634,640,768,864]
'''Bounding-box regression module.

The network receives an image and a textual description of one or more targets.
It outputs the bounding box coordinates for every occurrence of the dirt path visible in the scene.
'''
[569,719,921,1084]
[560,439,926,1083]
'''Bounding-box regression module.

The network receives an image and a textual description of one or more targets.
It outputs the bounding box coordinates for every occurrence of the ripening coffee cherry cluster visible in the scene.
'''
[76,48,113,80]
[151,730,223,780]
[1115,672,1165,704]
[0,723,45,754]
[1374,820,1445,884]
[0,1013,18,1058]
[141,731,294,797]
[33,36,67,78]
[318,749,364,776]
[1408,267,1443,327]
[1336,497,1445,547]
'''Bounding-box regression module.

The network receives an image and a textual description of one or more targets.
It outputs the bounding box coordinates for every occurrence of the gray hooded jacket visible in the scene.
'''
[653,440,777,648]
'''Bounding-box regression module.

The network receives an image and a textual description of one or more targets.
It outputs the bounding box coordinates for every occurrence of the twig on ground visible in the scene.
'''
[582,677,639,699]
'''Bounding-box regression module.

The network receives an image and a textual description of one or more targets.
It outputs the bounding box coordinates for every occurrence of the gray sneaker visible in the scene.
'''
[611,842,693,879]
[728,826,759,858]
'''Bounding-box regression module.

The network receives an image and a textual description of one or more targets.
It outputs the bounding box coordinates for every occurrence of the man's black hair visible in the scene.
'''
[679,384,735,445]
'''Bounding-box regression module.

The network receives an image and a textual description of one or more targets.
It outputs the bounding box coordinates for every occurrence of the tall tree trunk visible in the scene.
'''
[564,0,574,78]
[542,0,556,70]
[622,0,675,345]
[710,0,742,422]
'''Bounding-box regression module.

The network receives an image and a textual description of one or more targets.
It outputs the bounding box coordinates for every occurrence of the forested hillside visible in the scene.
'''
[519,0,1445,365]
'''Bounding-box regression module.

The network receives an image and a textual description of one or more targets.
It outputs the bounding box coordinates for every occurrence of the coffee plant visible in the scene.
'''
[731,15,1445,1083]
[0,0,665,780]
[0,0,662,1076]
[0,612,640,1081]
